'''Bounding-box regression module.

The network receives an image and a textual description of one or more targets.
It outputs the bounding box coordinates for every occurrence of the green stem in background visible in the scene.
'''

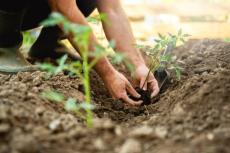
[82,48,93,128]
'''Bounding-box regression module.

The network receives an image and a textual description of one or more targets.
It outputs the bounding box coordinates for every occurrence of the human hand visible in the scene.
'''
[133,64,160,98]
[102,70,143,106]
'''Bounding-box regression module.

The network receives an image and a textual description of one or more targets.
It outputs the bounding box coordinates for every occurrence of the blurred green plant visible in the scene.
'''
[22,30,38,47]
[37,12,125,127]
[87,13,108,24]
[137,29,190,83]
[41,90,94,119]
[38,12,101,127]
[224,38,230,42]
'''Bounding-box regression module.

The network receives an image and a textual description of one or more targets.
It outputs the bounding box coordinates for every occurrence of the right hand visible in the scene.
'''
[102,70,143,106]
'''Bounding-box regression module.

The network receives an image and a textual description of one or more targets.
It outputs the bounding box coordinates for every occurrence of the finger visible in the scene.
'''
[150,81,160,98]
[140,78,147,90]
[121,94,143,106]
[126,83,141,98]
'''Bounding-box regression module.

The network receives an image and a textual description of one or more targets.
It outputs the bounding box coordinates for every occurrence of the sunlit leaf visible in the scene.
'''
[37,63,57,76]
[40,12,65,27]
[87,13,108,24]
[125,61,135,73]
[111,53,124,64]
[65,98,78,111]
[160,54,172,62]
[108,40,116,49]
[41,90,65,103]
[79,103,95,110]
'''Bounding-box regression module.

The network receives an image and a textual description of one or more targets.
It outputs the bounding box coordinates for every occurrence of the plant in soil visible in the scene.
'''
[133,29,190,105]
[41,90,94,120]
[37,12,125,127]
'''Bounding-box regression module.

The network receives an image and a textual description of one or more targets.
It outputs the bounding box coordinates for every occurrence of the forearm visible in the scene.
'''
[48,0,116,79]
[97,0,145,67]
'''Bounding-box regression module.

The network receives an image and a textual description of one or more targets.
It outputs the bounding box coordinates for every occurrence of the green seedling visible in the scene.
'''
[41,90,94,120]
[38,12,101,127]
[133,30,190,105]
[142,29,190,82]
[38,12,123,127]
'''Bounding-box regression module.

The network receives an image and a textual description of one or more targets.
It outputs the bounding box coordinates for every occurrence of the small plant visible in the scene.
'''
[142,29,190,81]
[41,90,94,120]
[133,29,190,105]
[37,12,101,127]
[38,12,123,127]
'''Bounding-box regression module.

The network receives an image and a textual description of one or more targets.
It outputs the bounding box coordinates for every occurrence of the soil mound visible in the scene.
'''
[0,39,229,153]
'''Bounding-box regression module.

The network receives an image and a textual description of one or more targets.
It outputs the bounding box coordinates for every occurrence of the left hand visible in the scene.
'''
[132,64,160,98]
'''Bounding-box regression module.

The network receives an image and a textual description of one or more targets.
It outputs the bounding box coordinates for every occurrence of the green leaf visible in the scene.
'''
[93,44,105,57]
[125,61,135,73]
[99,13,108,23]
[135,44,145,49]
[41,90,65,103]
[54,55,68,75]
[79,103,95,110]
[171,65,183,80]
[37,63,57,75]
[57,54,68,65]
[40,12,65,27]
[108,40,116,49]
[175,68,181,80]
[87,16,100,24]
[70,61,82,69]
[111,53,124,64]
[65,98,78,111]
[160,54,172,62]
[87,13,108,24]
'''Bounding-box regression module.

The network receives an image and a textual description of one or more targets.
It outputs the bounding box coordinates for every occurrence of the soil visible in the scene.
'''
[0,39,230,153]
[129,87,152,106]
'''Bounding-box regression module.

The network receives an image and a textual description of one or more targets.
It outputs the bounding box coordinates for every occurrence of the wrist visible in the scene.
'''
[124,48,146,69]
[94,57,116,80]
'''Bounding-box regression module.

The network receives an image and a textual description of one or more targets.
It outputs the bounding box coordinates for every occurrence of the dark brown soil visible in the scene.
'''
[0,39,230,153]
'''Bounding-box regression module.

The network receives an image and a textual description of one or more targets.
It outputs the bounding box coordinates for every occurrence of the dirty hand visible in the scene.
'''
[133,64,160,98]
[103,70,143,106]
